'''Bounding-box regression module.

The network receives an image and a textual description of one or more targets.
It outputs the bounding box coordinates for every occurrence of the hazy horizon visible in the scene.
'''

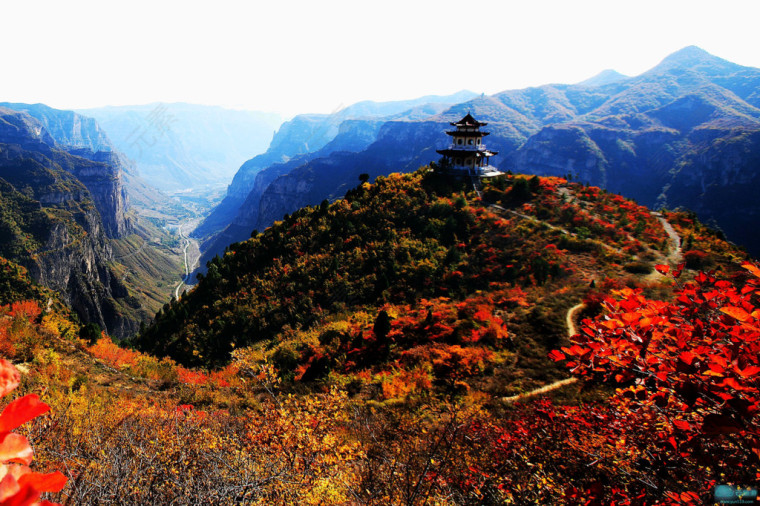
[2,0,760,117]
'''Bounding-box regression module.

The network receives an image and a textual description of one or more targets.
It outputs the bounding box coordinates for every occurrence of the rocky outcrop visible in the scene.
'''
[67,148,131,238]
[0,104,131,239]
[25,218,135,336]
[0,106,138,337]
[0,102,112,151]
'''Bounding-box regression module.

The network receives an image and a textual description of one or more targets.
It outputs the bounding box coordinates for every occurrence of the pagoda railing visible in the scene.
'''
[447,144,489,151]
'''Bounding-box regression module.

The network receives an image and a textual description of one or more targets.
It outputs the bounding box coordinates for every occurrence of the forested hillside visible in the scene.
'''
[138,168,746,391]
[0,166,753,503]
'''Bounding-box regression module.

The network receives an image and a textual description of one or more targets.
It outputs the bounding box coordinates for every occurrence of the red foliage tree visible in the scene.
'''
[0,359,66,505]
[552,261,760,501]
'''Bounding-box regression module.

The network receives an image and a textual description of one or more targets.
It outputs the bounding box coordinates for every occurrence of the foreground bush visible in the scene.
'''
[0,358,66,505]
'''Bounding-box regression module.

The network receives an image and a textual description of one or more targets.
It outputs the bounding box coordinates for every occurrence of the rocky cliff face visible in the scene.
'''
[0,107,57,148]
[190,117,320,241]
[507,78,760,230]
[196,117,404,261]
[250,119,447,232]
[66,148,131,238]
[245,119,389,228]
[0,143,137,337]
[0,106,138,337]
[0,102,112,151]
[224,115,384,203]
[24,218,135,337]
[507,123,684,205]
[0,104,131,239]
[197,114,444,266]
[662,129,760,254]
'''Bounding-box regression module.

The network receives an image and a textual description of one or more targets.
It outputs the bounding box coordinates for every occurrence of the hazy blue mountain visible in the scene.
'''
[577,69,629,87]
[0,101,182,230]
[507,47,760,253]
[0,102,113,151]
[193,91,477,241]
[203,46,760,258]
[78,103,283,191]
[335,90,478,119]
[506,46,760,254]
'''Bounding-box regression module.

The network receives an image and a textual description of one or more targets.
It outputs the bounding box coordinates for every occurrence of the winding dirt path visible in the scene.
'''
[501,377,578,403]
[487,203,624,256]
[653,212,683,265]
[644,213,683,282]
[566,302,586,338]
[501,301,585,403]
[499,214,682,404]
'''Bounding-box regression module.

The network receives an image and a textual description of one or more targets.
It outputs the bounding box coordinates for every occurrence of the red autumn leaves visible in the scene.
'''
[551,261,760,500]
[0,359,66,506]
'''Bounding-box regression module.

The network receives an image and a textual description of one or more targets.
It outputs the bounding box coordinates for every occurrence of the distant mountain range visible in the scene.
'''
[198,46,760,260]
[0,102,183,226]
[193,90,478,262]
[78,103,283,192]
[577,69,629,87]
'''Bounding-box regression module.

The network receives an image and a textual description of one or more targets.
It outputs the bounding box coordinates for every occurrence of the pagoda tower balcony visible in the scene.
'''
[445,143,491,152]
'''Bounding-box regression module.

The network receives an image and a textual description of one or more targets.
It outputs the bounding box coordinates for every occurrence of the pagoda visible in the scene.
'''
[436,113,502,177]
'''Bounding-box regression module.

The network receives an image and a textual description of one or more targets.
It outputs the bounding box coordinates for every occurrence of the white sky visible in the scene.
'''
[2,0,759,117]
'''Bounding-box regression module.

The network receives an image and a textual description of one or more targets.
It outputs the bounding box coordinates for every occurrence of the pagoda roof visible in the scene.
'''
[450,112,487,127]
[436,148,498,157]
[446,130,489,137]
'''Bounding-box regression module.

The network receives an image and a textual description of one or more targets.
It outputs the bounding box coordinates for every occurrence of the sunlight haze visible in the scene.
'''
[2,0,759,115]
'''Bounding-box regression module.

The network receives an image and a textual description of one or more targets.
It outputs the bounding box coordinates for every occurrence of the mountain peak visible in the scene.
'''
[665,45,712,60]
[648,46,741,74]
[577,69,629,87]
